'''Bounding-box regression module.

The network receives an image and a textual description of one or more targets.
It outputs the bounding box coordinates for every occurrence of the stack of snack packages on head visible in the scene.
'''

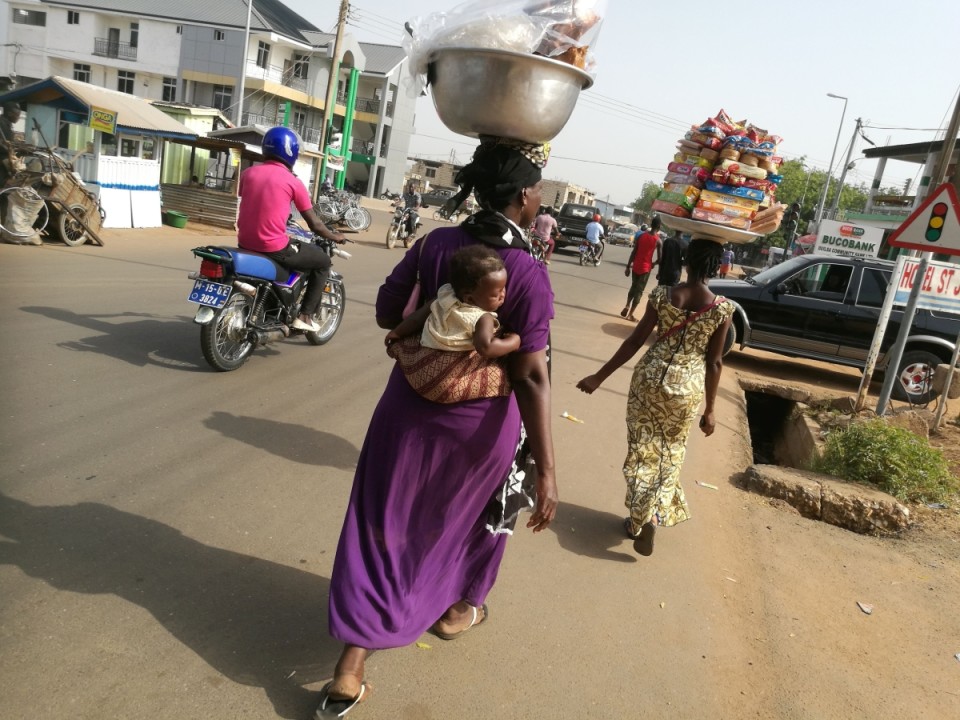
[652,110,786,235]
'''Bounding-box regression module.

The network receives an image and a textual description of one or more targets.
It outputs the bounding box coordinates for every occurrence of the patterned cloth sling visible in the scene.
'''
[387,336,511,404]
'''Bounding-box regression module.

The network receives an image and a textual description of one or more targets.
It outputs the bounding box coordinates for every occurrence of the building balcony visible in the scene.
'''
[246,60,308,93]
[93,38,138,61]
[335,92,392,117]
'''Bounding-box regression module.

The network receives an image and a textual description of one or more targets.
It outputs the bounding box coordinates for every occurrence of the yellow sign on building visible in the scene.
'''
[89,106,117,135]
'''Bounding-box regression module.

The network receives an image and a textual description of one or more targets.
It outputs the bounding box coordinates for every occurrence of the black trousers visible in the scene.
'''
[267,242,331,316]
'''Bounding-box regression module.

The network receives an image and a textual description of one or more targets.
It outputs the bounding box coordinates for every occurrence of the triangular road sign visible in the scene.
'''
[888,182,960,254]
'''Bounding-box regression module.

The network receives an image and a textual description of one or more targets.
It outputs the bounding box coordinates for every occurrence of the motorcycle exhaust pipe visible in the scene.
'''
[252,327,290,344]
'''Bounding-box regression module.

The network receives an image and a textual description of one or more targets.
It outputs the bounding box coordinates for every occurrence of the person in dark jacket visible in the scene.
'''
[657,228,686,287]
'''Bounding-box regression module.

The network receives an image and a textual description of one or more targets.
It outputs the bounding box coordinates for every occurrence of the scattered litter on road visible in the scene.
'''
[698,482,719,490]
[955,652,960,662]
[561,411,584,424]
[926,502,948,509]
[659,602,665,609]
[725,577,738,583]
[857,602,874,615]
[285,671,296,679]
[416,642,432,650]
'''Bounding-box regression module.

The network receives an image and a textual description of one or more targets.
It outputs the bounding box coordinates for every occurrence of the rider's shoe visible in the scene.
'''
[292,317,320,333]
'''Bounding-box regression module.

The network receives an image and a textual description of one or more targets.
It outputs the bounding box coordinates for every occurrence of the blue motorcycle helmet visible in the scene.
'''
[262,126,300,168]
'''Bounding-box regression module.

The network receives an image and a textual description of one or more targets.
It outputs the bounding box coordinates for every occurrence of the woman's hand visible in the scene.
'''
[526,468,558,533]
[384,330,401,351]
[576,374,602,394]
[699,411,716,437]
[624,267,630,277]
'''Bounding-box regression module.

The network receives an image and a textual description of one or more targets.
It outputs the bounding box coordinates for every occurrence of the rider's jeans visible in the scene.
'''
[405,209,419,235]
[266,242,331,316]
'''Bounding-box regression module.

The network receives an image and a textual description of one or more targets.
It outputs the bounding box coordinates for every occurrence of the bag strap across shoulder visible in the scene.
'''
[658,297,724,342]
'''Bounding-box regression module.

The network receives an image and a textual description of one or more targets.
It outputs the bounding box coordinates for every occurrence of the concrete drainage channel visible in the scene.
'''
[737,378,910,534]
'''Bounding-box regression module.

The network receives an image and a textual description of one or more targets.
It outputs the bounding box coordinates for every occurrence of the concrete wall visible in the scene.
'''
[180,25,244,89]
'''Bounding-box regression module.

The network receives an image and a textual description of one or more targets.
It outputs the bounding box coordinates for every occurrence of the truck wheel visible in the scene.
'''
[722,322,737,357]
[891,349,942,405]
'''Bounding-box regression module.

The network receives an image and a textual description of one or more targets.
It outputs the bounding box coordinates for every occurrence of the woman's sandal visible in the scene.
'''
[315,680,370,718]
[633,522,656,556]
[620,307,629,318]
[431,604,489,641]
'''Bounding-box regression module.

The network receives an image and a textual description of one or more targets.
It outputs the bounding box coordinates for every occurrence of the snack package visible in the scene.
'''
[699,147,720,162]
[657,190,697,212]
[704,180,766,203]
[695,200,756,220]
[719,146,740,161]
[688,131,723,150]
[662,183,701,203]
[676,138,701,153]
[692,207,752,229]
[699,189,760,212]
[674,153,714,169]
[651,199,692,218]
[405,0,608,95]
[663,171,704,188]
[718,159,767,180]
[738,153,760,168]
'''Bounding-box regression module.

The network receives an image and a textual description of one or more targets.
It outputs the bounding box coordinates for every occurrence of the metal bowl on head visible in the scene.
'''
[427,47,593,144]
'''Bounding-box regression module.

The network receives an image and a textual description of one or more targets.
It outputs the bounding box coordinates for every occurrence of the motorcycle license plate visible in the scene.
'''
[187,279,232,308]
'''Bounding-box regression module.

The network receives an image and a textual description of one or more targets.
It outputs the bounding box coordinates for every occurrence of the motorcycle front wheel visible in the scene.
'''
[306,280,346,346]
[200,293,255,371]
[386,222,398,249]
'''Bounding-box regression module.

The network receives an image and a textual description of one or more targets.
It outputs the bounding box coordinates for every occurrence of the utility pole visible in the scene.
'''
[828,117,862,218]
[315,0,349,201]
[234,0,254,126]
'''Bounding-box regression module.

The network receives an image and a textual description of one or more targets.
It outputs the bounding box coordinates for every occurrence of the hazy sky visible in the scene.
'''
[287,0,960,206]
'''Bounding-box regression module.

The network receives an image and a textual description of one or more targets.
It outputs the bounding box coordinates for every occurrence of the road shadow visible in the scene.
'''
[0,493,338,719]
[599,321,635,340]
[203,411,360,469]
[550,501,636,563]
[20,306,235,371]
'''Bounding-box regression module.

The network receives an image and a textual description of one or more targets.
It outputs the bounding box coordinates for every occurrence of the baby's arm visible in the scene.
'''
[385,303,432,346]
[473,314,521,358]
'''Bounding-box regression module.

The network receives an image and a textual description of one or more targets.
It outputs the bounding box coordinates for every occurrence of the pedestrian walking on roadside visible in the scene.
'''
[576,239,734,556]
[658,227,685,287]
[719,245,735,279]
[621,219,661,321]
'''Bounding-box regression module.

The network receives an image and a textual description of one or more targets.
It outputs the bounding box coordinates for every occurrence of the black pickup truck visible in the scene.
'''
[710,253,960,404]
[555,202,600,248]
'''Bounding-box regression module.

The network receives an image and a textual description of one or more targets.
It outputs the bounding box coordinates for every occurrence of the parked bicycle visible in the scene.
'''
[313,189,371,232]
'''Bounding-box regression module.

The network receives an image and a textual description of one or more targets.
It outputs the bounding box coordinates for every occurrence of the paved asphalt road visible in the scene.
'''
[2,214,957,719]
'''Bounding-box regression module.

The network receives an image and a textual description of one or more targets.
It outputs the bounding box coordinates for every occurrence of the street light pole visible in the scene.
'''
[828,117,862,218]
[234,0,254,126]
[813,93,848,228]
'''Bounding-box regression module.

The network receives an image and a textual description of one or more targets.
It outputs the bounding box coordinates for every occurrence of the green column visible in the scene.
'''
[335,68,360,190]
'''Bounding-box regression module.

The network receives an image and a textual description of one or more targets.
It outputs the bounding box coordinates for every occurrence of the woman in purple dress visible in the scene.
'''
[317,139,557,717]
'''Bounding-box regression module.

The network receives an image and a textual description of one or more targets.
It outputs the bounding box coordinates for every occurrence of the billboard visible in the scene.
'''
[814,219,884,259]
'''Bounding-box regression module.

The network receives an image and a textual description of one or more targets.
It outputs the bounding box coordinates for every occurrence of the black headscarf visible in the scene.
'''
[442,136,548,248]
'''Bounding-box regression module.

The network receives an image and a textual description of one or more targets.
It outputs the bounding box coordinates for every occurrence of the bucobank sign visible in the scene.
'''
[814,219,883,258]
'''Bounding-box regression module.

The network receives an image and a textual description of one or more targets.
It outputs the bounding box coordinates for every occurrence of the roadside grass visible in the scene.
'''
[813,418,959,504]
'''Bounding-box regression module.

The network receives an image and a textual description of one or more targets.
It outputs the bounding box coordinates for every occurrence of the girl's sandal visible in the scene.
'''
[315,680,371,718]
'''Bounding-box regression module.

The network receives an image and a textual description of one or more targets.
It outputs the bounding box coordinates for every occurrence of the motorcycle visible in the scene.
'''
[578,239,605,266]
[379,188,400,201]
[386,203,422,249]
[186,223,351,372]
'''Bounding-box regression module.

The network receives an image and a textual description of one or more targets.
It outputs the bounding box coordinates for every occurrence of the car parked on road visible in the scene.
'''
[419,188,455,209]
[710,253,960,404]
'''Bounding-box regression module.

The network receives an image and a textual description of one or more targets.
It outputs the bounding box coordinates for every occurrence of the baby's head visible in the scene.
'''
[449,245,508,312]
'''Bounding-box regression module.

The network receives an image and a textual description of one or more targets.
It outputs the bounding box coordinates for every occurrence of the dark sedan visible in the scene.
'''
[711,253,960,404]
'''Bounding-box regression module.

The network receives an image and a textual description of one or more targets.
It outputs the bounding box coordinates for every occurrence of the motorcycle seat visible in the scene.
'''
[208,246,295,285]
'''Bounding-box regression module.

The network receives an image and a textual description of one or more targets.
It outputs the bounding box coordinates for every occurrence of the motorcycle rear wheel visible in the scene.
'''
[386,223,398,249]
[306,280,346,346]
[200,293,255,371]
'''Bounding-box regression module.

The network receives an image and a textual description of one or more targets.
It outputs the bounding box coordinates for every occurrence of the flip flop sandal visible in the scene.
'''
[620,308,629,317]
[633,523,656,556]
[623,517,637,538]
[432,603,489,641]
[315,680,370,718]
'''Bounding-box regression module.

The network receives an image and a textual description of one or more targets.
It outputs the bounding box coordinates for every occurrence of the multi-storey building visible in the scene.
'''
[0,0,415,195]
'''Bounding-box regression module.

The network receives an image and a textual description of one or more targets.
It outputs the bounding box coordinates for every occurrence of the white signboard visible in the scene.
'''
[814,219,884,258]
[892,255,960,314]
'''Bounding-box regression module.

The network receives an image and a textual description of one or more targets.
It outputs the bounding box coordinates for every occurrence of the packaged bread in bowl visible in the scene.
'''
[405,0,608,97]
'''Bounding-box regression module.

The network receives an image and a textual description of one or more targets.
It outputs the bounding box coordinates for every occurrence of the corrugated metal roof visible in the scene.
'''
[0,77,195,138]
[356,42,406,75]
[42,0,318,40]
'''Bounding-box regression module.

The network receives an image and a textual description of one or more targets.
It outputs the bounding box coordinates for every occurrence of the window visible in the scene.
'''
[67,10,80,24]
[212,84,232,111]
[256,41,270,69]
[176,25,182,35]
[293,53,309,79]
[120,138,140,157]
[117,70,135,94]
[784,263,853,302]
[130,22,139,48]
[141,138,157,161]
[13,9,46,26]
[100,133,118,157]
[162,77,177,102]
[214,29,225,41]
[425,168,437,179]
[856,269,892,309]
[73,63,91,83]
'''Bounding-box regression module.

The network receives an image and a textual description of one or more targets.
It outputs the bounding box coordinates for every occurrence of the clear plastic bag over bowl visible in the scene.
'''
[427,47,593,143]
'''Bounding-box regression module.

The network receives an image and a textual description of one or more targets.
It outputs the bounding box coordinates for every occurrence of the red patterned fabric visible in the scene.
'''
[387,336,511,403]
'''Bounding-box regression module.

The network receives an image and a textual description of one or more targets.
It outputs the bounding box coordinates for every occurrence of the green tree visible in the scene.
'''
[631,181,661,217]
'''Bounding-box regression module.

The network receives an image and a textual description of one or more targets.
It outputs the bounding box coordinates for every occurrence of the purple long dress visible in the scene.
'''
[328,227,554,650]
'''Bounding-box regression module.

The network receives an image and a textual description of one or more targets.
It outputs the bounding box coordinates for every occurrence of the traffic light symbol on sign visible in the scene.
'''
[926,202,948,243]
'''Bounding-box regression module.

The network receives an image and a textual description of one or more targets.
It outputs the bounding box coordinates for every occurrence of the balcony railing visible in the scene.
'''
[335,92,390,116]
[245,60,308,92]
[93,38,137,61]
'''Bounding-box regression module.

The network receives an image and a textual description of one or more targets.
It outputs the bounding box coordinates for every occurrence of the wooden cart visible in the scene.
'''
[5,147,105,247]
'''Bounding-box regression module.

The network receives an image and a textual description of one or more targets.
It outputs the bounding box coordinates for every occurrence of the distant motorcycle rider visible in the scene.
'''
[401,181,422,240]
[237,127,345,333]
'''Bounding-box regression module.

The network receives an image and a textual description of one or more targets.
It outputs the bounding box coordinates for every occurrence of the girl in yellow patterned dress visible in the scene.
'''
[577,238,734,556]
